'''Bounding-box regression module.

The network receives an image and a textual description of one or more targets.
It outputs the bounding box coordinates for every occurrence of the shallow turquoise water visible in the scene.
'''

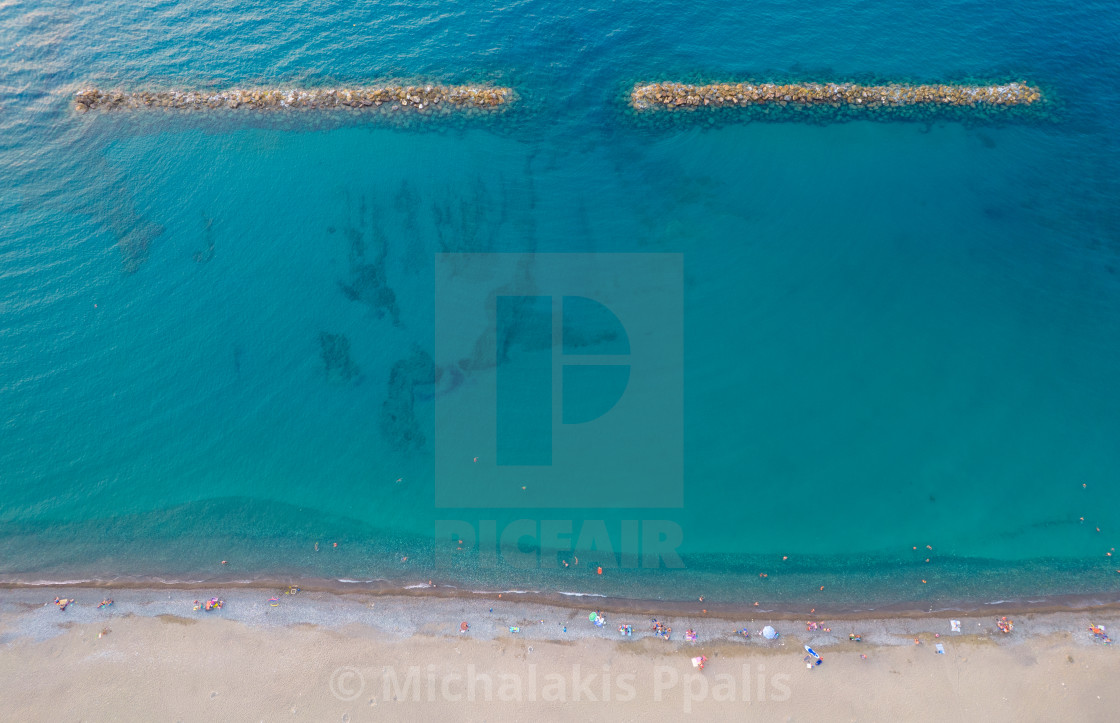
[2,0,1120,606]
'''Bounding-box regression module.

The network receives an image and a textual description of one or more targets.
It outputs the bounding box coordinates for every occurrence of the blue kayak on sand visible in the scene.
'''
[804,645,820,659]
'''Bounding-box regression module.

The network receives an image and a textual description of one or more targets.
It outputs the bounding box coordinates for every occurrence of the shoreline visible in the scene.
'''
[3,579,1120,619]
[4,586,1118,646]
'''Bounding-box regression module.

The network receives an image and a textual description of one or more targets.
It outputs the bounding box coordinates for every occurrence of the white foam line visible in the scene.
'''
[3,579,94,586]
[558,591,608,598]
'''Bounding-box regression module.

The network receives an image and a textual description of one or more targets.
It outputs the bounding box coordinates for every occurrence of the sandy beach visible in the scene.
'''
[1,587,1117,721]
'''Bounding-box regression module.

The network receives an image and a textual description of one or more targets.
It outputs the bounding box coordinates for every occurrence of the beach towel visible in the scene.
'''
[950,620,961,632]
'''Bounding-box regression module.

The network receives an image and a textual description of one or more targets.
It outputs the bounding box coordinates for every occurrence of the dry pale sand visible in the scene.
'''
[1,607,1118,722]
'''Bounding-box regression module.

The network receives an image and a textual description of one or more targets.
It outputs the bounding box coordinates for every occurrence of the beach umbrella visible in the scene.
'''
[762,625,778,640]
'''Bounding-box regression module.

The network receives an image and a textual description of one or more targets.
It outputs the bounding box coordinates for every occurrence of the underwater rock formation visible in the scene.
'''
[117,223,163,274]
[337,194,401,325]
[431,178,499,254]
[95,162,165,274]
[193,215,215,263]
[74,85,515,114]
[381,346,435,453]
[319,332,360,383]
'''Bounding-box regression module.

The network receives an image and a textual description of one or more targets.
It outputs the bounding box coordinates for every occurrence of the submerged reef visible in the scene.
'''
[381,346,435,453]
[193,215,215,264]
[74,85,515,114]
[117,223,163,274]
[629,81,1048,124]
[319,332,360,384]
[337,193,401,325]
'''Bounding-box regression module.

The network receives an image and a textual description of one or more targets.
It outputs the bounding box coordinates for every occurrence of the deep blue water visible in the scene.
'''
[2,0,1120,607]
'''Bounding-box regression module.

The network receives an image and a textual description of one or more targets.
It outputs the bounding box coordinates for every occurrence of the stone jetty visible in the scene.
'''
[74,85,515,114]
[630,81,1043,112]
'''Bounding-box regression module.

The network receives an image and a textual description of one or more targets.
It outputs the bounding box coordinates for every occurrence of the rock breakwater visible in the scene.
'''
[74,85,515,114]
[630,81,1042,111]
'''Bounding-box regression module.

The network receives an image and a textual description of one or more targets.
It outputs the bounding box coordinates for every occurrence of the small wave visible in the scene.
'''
[468,589,537,595]
[558,591,608,598]
[337,578,388,584]
[4,579,94,586]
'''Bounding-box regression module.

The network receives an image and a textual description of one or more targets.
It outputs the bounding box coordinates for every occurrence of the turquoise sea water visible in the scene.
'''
[2,0,1120,608]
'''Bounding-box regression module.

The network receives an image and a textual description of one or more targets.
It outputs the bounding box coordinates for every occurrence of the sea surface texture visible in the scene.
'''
[2,0,1119,609]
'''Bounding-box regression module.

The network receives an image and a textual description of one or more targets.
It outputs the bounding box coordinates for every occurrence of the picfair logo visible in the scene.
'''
[434,254,682,508]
